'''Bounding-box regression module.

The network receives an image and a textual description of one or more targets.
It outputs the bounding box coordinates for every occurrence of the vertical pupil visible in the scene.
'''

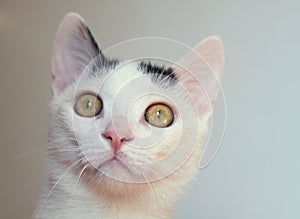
[86,100,91,109]
[157,110,161,119]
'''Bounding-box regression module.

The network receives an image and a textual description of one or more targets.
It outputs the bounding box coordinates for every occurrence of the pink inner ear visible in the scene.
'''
[174,36,224,116]
[51,13,100,96]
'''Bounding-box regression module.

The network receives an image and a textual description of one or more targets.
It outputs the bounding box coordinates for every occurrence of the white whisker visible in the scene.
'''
[36,157,85,217]
[63,163,88,214]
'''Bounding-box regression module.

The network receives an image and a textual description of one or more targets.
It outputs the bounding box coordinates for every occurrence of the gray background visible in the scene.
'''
[0,0,299,218]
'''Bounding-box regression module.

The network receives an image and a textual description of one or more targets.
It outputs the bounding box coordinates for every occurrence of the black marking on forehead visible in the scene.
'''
[137,61,177,86]
[100,56,120,69]
[138,61,176,79]
[89,56,120,78]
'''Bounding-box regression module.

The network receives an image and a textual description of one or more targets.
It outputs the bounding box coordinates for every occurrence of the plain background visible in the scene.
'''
[1,0,299,218]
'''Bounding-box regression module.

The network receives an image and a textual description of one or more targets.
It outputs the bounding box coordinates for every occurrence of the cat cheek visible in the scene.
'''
[155,151,169,160]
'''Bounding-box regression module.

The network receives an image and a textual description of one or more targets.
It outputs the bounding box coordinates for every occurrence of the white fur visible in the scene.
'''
[35,13,224,219]
[35,61,208,218]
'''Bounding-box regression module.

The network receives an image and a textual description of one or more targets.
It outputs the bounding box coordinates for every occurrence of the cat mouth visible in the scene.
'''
[98,156,132,173]
[106,157,122,164]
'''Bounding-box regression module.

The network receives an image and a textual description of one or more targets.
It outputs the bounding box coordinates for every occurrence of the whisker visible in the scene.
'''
[71,164,88,197]
[141,171,158,216]
[13,148,46,160]
[190,176,207,197]
[36,157,86,217]
[13,146,80,160]
[12,145,83,161]
[64,164,88,212]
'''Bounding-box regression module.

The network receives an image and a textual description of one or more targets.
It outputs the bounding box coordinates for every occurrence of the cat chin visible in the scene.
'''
[81,151,154,183]
[77,156,197,204]
[77,164,151,200]
[97,158,134,180]
[76,159,140,184]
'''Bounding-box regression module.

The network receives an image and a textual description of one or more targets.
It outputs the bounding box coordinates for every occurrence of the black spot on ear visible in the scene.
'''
[85,25,100,53]
[137,61,177,87]
[78,23,120,78]
[78,20,101,55]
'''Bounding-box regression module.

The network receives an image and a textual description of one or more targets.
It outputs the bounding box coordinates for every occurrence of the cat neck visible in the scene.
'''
[38,160,182,219]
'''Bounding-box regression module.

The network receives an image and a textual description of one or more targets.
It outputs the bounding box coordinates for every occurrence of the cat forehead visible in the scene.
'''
[74,62,180,111]
[82,61,177,95]
[104,62,142,90]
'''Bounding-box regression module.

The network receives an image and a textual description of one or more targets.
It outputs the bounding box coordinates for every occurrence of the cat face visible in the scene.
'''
[49,13,224,194]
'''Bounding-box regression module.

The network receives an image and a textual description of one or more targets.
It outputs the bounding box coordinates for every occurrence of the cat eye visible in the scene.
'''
[145,103,174,128]
[74,94,102,117]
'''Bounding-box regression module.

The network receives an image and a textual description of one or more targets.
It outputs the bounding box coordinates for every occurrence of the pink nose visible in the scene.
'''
[102,131,132,154]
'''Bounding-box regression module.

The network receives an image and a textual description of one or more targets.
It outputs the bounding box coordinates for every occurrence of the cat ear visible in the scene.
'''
[51,13,100,95]
[174,36,224,117]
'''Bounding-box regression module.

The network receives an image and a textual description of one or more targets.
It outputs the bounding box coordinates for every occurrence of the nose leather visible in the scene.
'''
[102,125,133,154]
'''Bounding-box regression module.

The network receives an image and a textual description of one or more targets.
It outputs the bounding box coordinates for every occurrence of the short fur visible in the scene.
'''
[35,13,224,219]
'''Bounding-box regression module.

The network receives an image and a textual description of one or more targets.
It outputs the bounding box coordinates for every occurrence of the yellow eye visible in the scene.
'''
[145,103,174,128]
[74,94,102,117]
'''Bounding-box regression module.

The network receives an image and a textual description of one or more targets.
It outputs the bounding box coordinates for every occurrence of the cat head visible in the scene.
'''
[49,13,224,197]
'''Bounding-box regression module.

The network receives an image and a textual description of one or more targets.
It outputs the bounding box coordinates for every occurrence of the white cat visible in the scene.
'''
[35,13,224,219]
